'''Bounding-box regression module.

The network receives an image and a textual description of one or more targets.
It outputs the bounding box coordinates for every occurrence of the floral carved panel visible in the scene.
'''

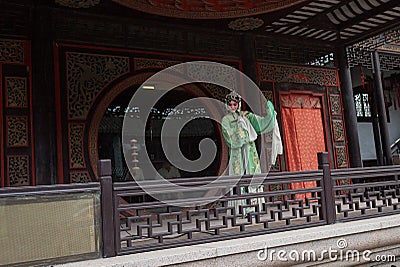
[261,90,273,102]
[335,146,348,168]
[7,155,30,186]
[134,58,181,71]
[258,63,338,86]
[69,123,85,168]
[7,116,28,147]
[332,120,345,142]
[259,63,275,82]
[5,77,28,108]
[66,52,129,119]
[0,40,25,63]
[280,94,321,109]
[324,70,338,86]
[202,83,230,102]
[70,171,91,183]
[228,17,264,31]
[186,63,237,91]
[132,59,238,102]
[330,94,342,116]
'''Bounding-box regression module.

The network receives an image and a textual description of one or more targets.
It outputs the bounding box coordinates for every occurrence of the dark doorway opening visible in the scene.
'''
[98,86,223,181]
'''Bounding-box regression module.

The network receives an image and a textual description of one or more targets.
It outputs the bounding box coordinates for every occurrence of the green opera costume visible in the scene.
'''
[222,100,275,176]
[222,98,276,215]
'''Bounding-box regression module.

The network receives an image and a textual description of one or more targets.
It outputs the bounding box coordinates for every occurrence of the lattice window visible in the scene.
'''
[354,93,371,120]
[307,53,335,68]
[353,84,390,122]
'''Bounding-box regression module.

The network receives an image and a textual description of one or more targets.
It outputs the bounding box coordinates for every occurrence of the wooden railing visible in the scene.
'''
[1,153,399,265]
[332,165,400,222]
[98,152,400,257]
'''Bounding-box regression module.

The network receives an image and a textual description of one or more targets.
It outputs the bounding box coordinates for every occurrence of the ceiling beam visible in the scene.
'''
[300,0,355,30]
[336,0,399,31]
[339,22,400,47]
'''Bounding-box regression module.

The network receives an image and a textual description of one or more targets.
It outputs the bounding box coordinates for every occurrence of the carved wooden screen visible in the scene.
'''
[0,39,34,187]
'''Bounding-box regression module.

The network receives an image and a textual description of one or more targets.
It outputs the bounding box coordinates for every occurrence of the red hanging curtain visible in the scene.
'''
[281,94,327,200]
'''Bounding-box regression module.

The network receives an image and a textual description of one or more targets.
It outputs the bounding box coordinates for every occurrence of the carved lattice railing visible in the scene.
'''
[98,153,400,257]
[332,165,400,222]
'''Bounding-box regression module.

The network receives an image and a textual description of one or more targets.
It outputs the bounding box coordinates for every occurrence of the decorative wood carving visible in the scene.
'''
[280,94,321,109]
[202,83,230,102]
[228,18,263,31]
[329,94,342,116]
[7,155,29,186]
[5,77,28,108]
[186,63,237,91]
[134,58,181,71]
[335,146,348,168]
[111,0,307,19]
[261,90,273,102]
[70,171,91,183]
[0,39,33,187]
[69,123,85,168]
[55,0,100,8]
[258,63,338,86]
[332,120,345,142]
[0,40,25,63]
[6,116,28,147]
[66,52,129,119]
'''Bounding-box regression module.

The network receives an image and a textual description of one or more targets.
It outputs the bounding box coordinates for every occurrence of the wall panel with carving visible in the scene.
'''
[55,43,242,183]
[327,87,349,170]
[56,45,130,183]
[257,62,349,171]
[0,39,34,187]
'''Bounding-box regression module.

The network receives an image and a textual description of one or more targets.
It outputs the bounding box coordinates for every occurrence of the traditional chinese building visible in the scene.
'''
[1,0,400,187]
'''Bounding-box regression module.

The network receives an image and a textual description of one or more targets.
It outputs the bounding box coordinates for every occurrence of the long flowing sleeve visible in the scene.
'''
[271,112,283,164]
[245,100,275,135]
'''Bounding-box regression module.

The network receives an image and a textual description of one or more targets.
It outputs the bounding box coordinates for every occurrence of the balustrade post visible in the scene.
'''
[318,152,336,224]
[99,159,116,257]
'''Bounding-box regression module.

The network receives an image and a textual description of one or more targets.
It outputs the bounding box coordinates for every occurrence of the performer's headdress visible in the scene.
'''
[225,91,241,104]
[225,91,242,111]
